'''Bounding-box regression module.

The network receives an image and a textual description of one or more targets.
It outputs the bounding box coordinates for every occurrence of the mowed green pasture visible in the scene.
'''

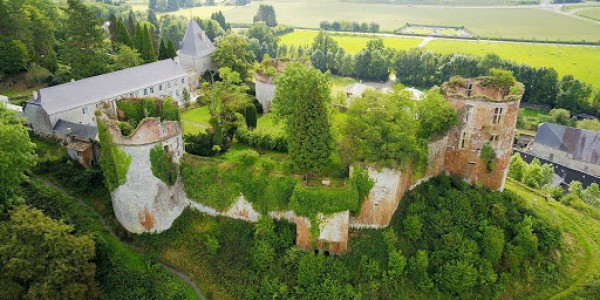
[279,30,422,54]
[221,0,600,42]
[424,40,600,87]
[578,7,600,21]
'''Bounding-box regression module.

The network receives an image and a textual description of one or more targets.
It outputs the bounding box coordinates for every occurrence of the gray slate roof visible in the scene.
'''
[30,59,187,115]
[177,19,215,58]
[53,119,98,140]
[534,123,600,165]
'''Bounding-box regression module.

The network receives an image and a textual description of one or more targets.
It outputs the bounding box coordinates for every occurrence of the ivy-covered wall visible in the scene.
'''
[97,121,131,191]
[149,145,178,186]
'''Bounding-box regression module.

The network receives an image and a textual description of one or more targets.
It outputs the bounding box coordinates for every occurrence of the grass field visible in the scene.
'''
[506,179,600,299]
[424,39,600,87]
[219,1,600,42]
[578,7,600,21]
[181,106,210,135]
[279,30,422,54]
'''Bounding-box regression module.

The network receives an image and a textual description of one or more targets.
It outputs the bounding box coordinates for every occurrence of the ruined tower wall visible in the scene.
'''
[110,119,188,233]
[350,136,448,228]
[443,97,520,191]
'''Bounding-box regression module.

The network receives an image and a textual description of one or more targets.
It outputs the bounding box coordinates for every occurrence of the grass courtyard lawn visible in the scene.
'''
[505,179,600,299]
[222,1,600,42]
[181,106,211,135]
[424,39,600,87]
[256,113,285,134]
[279,30,422,54]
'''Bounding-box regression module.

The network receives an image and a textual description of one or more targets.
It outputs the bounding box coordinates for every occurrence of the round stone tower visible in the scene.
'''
[107,118,187,233]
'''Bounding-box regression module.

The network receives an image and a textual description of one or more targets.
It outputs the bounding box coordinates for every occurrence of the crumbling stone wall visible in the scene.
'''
[443,97,520,191]
[110,119,187,233]
[295,211,350,254]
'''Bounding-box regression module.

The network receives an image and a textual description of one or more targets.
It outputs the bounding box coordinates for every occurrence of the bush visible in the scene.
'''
[289,183,359,218]
[117,121,134,136]
[149,145,178,186]
[244,103,258,129]
[235,128,287,152]
[184,129,231,157]
[232,149,260,167]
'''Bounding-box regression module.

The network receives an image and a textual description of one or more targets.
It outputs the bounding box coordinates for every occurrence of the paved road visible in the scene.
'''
[33,176,207,300]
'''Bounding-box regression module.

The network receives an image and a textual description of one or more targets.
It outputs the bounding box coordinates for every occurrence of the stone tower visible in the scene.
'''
[442,76,523,191]
[108,118,188,233]
[177,19,215,75]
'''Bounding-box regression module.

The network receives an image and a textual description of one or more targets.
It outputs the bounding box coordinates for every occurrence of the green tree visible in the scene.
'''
[134,23,144,54]
[508,154,527,182]
[556,75,593,112]
[211,10,230,30]
[60,0,109,79]
[403,214,423,242]
[141,24,158,62]
[524,158,544,189]
[439,260,478,295]
[417,92,458,139]
[481,225,505,264]
[112,45,143,71]
[244,102,258,129]
[211,33,254,80]
[253,4,277,27]
[0,206,100,299]
[272,63,333,177]
[158,38,168,60]
[115,18,132,47]
[0,39,29,75]
[547,108,573,126]
[167,38,177,58]
[339,88,426,170]
[0,104,36,214]
[409,250,433,290]
[576,119,600,131]
[569,180,584,199]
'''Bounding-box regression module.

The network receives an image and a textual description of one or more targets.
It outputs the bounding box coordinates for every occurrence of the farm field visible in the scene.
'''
[279,30,422,54]
[578,7,600,21]
[220,0,600,42]
[424,39,600,87]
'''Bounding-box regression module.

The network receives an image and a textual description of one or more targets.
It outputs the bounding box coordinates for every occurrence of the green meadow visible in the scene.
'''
[279,30,422,54]
[424,40,600,87]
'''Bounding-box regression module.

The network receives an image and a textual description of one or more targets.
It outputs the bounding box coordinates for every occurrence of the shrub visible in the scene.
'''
[480,143,497,172]
[161,97,180,121]
[289,183,359,218]
[118,121,134,136]
[244,103,258,129]
[184,129,231,157]
[149,145,178,186]
[235,128,288,152]
[349,167,375,210]
[232,149,260,167]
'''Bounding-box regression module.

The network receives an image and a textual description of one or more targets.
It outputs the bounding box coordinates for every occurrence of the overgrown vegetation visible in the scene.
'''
[235,127,288,152]
[116,97,179,128]
[149,145,178,186]
[97,120,131,191]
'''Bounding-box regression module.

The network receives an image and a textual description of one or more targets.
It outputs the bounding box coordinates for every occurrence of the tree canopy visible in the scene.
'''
[212,33,255,80]
[0,104,36,214]
[272,63,333,176]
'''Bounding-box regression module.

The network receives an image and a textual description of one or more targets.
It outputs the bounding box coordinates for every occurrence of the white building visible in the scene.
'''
[24,59,191,136]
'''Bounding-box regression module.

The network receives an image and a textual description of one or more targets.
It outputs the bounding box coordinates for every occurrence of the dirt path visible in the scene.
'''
[33,176,207,300]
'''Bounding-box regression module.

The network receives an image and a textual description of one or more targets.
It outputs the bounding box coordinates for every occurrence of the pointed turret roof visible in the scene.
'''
[177,19,215,58]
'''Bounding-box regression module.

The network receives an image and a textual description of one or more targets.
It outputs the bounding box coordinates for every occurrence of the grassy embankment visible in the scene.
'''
[505,179,600,299]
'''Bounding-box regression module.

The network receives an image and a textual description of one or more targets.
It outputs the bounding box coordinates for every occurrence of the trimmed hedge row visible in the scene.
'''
[116,97,180,127]
[235,128,288,152]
